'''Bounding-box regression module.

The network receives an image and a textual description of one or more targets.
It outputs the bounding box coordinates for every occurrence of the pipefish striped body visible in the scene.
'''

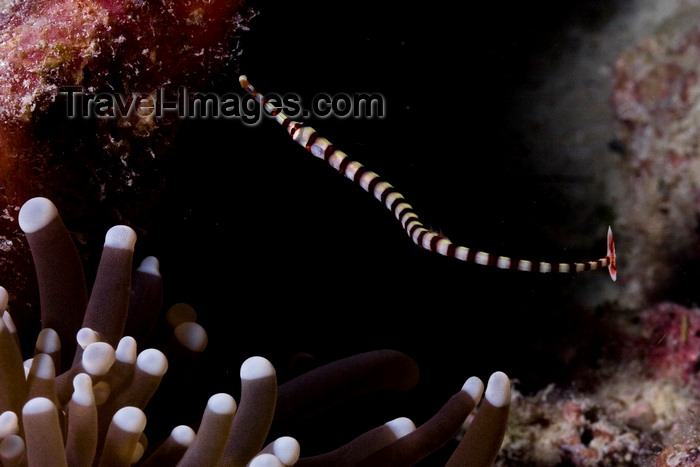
[239,75,617,281]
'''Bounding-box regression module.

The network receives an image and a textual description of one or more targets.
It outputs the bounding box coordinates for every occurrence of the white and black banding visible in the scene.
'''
[240,76,617,280]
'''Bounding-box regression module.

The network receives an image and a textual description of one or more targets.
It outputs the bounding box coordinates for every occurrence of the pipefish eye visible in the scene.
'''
[238,74,618,281]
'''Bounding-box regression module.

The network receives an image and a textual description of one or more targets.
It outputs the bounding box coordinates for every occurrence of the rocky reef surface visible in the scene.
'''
[0,0,253,334]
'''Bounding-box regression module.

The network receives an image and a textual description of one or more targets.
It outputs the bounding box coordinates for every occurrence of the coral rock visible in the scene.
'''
[0,0,253,326]
[611,12,700,308]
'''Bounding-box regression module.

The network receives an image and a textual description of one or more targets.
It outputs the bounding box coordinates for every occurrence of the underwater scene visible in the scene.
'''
[2,0,700,465]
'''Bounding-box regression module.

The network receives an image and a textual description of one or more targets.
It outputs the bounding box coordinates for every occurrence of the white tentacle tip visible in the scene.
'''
[171,425,196,446]
[0,411,19,438]
[18,197,59,233]
[76,327,101,349]
[174,322,208,353]
[136,256,160,276]
[29,353,55,380]
[240,356,275,380]
[22,397,55,416]
[267,436,300,465]
[249,453,284,467]
[104,225,137,251]
[36,328,60,354]
[484,371,511,408]
[82,342,116,376]
[113,406,147,433]
[462,376,485,402]
[115,336,137,364]
[206,393,237,415]
[71,373,95,406]
[0,434,24,459]
[385,417,416,439]
[136,348,168,376]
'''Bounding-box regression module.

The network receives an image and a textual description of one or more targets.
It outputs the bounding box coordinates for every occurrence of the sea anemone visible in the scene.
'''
[0,196,511,465]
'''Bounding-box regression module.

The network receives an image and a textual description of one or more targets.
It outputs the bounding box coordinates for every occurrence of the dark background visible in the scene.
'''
[140,1,623,463]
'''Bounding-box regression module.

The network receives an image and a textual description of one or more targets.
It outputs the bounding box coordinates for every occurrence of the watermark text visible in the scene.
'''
[58,86,386,125]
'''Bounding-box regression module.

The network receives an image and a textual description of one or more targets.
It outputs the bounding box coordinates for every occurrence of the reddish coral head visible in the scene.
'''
[0,0,252,318]
[0,0,252,203]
